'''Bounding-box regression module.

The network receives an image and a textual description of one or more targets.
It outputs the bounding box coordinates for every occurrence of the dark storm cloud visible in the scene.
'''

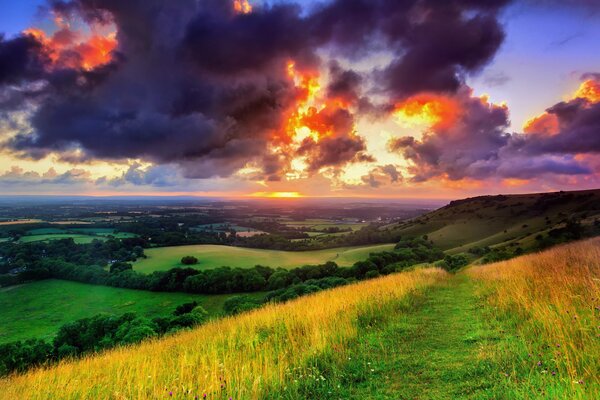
[326,62,363,105]
[360,164,403,188]
[0,34,47,85]
[297,135,374,173]
[379,10,505,99]
[0,0,513,180]
[518,101,600,155]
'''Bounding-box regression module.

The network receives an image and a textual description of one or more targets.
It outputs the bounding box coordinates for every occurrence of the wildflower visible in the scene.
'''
[537,361,542,367]
[169,392,173,397]
[552,371,556,376]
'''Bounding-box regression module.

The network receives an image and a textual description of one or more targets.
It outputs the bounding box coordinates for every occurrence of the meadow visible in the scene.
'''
[133,243,395,273]
[0,280,263,344]
[469,238,600,398]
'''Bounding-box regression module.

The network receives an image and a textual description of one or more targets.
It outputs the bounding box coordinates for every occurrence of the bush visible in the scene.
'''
[440,255,469,272]
[223,296,262,315]
[109,262,132,273]
[181,256,199,265]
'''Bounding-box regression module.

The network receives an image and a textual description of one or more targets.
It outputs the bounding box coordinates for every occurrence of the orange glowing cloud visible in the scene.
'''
[393,94,460,131]
[523,113,560,135]
[282,60,328,143]
[233,0,253,15]
[574,78,600,103]
[524,77,600,136]
[23,16,117,71]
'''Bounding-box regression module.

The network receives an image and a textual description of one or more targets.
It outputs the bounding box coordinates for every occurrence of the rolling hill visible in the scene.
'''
[386,189,600,254]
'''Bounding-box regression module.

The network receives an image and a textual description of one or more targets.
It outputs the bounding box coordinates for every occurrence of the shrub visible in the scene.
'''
[181,256,199,265]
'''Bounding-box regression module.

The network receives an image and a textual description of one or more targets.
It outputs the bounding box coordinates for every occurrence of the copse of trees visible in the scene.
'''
[237,225,406,251]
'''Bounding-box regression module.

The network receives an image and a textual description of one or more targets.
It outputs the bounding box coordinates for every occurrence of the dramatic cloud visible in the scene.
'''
[390,74,600,182]
[0,0,511,184]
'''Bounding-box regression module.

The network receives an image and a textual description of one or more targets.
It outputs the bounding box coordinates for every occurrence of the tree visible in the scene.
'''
[181,256,199,265]
[110,262,132,274]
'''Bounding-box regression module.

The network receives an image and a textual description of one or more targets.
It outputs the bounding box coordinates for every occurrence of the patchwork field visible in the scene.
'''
[0,280,261,344]
[134,243,396,273]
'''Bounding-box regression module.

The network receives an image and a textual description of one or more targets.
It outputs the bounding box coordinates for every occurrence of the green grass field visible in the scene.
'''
[0,280,262,344]
[134,243,396,273]
[18,228,137,244]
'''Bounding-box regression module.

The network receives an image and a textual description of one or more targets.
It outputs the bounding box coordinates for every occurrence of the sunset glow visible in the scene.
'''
[394,95,460,131]
[0,0,599,198]
[251,192,303,198]
[233,0,253,15]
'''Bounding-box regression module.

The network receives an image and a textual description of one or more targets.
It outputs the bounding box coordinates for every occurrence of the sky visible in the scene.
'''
[0,0,599,199]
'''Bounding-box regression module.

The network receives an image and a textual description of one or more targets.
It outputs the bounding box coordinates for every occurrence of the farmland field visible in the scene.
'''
[18,228,137,244]
[0,280,263,344]
[281,218,368,231]
[134,243,396,273]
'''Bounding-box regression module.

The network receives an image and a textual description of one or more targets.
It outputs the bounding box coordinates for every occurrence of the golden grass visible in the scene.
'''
[468,238,600,392]
[0,268,446,399]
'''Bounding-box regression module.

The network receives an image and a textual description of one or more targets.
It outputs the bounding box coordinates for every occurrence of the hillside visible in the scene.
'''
[3,239,600,399]
[387,189,600,253]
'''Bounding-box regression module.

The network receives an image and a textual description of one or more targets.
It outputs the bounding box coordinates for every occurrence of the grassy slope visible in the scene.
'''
[388,189,600,253]
[133,243,395,273]
[0,280,264,344]
[0,269,446,399]
[270,275,501,399]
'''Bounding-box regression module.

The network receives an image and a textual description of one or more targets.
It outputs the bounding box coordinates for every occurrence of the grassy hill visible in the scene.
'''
[2,239,600,398]
[386,189,600,253]
[133,243,396,273]
[0,280,264,344]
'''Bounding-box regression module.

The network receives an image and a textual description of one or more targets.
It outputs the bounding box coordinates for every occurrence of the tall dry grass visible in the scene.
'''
[0,268,446,399]
[469,238,600,396]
